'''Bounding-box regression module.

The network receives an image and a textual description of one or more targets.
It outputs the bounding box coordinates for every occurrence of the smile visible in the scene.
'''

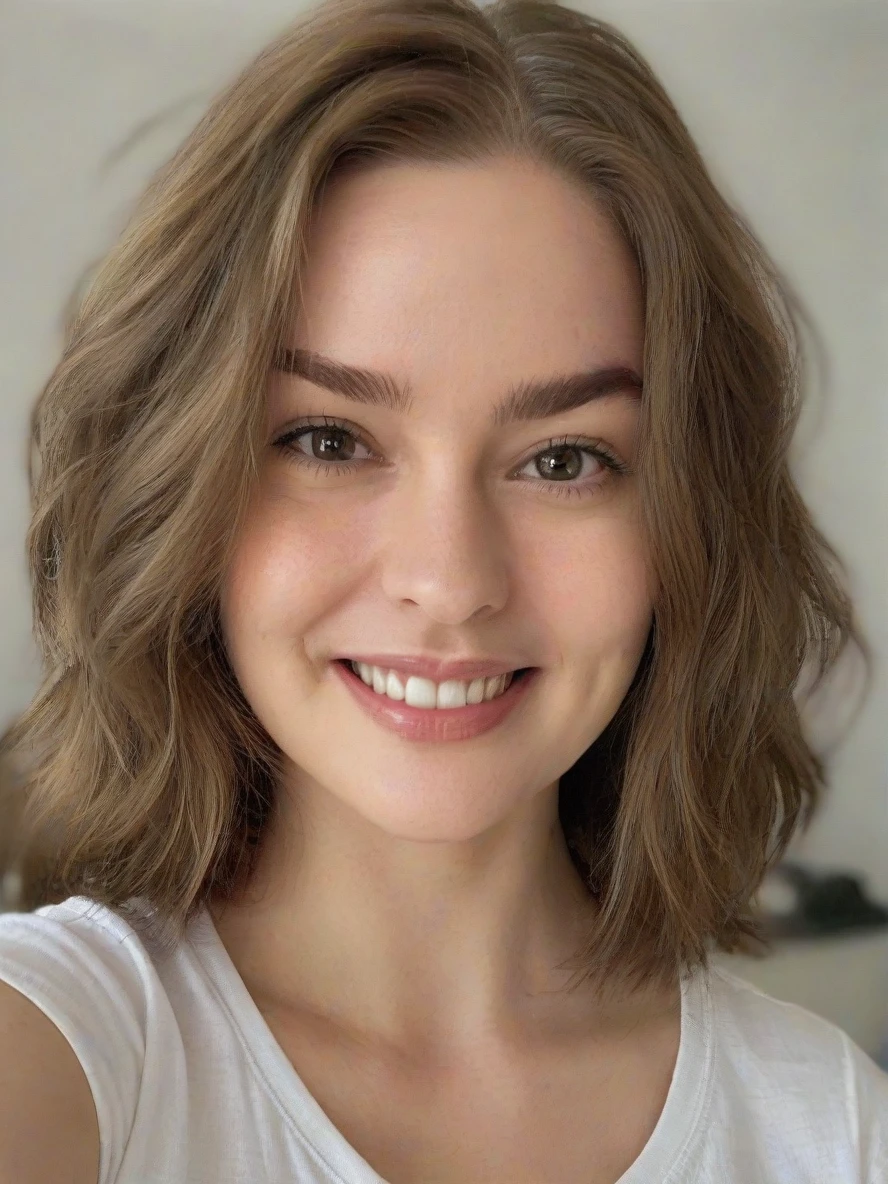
[348,659,518,709]
[332,660,539,742]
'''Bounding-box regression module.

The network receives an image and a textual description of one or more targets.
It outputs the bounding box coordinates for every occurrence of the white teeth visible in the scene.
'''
[351,662,515,709]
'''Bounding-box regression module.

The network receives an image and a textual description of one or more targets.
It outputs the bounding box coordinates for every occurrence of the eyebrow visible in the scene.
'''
[274,347,642,427]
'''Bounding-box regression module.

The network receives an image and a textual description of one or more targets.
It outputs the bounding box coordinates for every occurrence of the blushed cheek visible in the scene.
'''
[220,494,372,657]
[534,526,655,666]
[221,482,654,672]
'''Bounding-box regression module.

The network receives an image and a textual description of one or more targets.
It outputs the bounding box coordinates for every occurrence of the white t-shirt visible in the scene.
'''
[0,895,885,1183]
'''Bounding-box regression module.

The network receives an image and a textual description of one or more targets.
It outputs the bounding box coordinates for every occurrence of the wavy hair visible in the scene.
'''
[0,0,872,997]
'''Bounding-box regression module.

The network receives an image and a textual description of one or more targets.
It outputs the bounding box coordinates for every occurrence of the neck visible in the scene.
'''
[209,776,673,1059]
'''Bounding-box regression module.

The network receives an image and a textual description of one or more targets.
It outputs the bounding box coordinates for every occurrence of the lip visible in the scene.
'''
[332,653,526,682]
[332,659,539,742]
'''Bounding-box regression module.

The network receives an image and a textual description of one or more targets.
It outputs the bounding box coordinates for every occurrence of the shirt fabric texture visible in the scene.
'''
[0,894,886,1183]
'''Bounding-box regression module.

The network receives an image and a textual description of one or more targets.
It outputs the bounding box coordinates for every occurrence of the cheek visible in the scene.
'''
[531,521,654,658]
[221,484,654,671]
[220,495,368,655]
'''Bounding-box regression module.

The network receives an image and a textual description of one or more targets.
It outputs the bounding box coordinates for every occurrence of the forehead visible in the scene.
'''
[296,157,644,345]
[281,159,643,412]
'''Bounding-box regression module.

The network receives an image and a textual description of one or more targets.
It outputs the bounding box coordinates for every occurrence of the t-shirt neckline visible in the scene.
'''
[187,905,714,1184]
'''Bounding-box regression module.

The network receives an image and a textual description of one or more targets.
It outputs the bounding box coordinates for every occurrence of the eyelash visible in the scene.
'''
[272,415,630,502]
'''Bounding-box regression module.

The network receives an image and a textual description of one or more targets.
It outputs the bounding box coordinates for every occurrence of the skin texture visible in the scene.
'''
[0,979,100,1183]
[211,156,670,1069]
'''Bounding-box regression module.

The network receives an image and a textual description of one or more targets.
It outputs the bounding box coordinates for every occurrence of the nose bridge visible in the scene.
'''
[379,461,510,623]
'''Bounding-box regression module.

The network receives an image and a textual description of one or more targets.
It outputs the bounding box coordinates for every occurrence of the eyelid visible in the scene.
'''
[272,415,628,466]
[273,414,380,454]
[272,420,632,506]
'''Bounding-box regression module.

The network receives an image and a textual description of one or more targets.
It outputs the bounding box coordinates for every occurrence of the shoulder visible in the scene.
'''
[0,896,155,1049]
[706,964,888,1178]
[708,962,884,1071]
[0,976,100,1184]
[0,896,168,1184]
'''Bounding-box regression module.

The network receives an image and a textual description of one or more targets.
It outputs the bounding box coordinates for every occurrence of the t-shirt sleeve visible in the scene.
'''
[0,904,147,1184]
[843,1029,888,1184]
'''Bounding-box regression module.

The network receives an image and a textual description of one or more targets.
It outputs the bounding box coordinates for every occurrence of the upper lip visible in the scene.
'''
[335,653,531,683]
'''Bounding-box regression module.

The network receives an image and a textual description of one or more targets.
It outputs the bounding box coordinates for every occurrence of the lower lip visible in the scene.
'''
[332,660,540,742]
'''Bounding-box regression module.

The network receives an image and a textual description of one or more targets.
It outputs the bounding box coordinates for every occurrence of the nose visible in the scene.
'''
[379,478,510,625]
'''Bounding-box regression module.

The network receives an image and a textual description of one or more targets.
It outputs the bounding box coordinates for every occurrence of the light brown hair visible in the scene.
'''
[0,0,872,998]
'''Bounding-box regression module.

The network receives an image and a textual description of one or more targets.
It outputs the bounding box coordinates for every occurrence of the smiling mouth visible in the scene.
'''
[337,659,535,710]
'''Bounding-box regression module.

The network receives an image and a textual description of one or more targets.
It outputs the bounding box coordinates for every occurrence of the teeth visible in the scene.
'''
[352,662,515,709]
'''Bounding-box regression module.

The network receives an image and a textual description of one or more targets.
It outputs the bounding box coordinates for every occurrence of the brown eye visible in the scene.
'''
[512,435,629,502]
[273,420,372,470]
[305,425,357,462]
[530,443,586,482]
[272,420,629,503]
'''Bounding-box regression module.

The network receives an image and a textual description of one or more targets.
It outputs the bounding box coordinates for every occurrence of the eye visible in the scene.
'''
[273,417,374,474]
[513,436,629,501]
[272,418,630,501]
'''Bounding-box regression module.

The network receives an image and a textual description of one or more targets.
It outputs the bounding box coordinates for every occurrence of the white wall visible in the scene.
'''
[2,0,886,894]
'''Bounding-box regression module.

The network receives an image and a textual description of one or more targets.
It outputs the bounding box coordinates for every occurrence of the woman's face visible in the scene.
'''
[221,156,653,842]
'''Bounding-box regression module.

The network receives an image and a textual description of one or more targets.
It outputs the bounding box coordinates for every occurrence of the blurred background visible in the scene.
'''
[1,0,886,1060]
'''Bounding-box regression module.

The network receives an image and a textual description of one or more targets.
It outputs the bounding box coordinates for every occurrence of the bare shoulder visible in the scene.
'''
[0,977,100,1184]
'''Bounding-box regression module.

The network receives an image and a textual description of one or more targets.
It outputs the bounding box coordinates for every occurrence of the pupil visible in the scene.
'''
[314,428,352,460]
[540,446,580,480]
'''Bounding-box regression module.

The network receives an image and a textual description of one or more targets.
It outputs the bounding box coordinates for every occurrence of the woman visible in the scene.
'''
[0,0,884,1181]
